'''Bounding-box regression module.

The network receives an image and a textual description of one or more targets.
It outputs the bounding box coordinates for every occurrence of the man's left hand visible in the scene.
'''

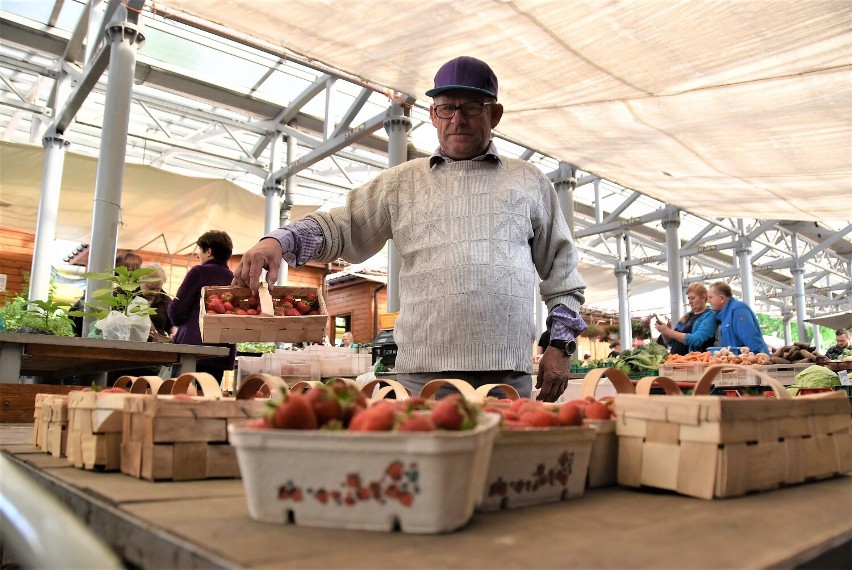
[536,346,571,402]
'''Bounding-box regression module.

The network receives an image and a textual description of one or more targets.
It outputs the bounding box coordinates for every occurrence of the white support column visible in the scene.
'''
[28,135,69,302]
[662,206,682,323]
[82,21,145,334]
[383,103,412,314]
[616,234,632,349]
[553,162,577,236]
[737,219,755,307]
[791,233,809,341]
[783,312,793,346]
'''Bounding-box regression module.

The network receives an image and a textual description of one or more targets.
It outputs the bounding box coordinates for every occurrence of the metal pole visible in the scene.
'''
[553,162,577,237]
[28,136,69,302]
[82,21,145,335]
[737,220,755,307]
[383,103,411,313]
[791,233,809,341]
[616,234,632,348]
[662,206,682,323]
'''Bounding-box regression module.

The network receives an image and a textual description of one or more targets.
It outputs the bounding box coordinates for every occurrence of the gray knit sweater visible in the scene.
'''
[308,157,586,374]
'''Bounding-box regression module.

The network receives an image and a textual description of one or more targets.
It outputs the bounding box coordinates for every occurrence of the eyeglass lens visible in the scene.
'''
[435,102,488,119]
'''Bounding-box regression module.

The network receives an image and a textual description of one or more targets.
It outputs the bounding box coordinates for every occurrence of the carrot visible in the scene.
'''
[701,352,711,362]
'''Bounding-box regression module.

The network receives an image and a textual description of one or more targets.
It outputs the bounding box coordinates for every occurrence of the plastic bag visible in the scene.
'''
[95,306,152,342]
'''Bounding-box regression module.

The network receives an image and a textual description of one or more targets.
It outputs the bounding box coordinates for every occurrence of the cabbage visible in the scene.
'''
[787,365,839,395]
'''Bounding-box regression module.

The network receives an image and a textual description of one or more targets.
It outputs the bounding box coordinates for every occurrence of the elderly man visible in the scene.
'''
[826,329,850,360]
[707,281,768,354]
[233,56,587,401]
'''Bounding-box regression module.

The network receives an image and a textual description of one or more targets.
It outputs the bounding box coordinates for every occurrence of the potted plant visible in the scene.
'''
[0,279,76,336]
[581,323,602,339]
[70,266,158,341]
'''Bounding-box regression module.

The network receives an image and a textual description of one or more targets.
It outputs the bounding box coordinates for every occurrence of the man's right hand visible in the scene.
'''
[232,238,283,294]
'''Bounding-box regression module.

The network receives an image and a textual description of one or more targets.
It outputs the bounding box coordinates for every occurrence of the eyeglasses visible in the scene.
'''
[433,101,493,119]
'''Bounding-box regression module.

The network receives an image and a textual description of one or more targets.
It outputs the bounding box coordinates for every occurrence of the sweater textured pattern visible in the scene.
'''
[309,157,586,374]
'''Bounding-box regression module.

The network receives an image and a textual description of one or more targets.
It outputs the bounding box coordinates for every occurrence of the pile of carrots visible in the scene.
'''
[666,351,712,363]
[666,348,770,365]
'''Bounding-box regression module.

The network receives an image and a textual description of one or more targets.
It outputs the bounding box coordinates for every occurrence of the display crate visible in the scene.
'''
[200,285,327,344]
[759,362,812,385]
[228,413,500,534]
[616,365,852,499]
[658,362,708,382]
[43,395,69,457]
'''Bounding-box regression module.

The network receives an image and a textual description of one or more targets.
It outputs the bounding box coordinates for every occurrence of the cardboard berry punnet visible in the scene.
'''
[200,283,327,344]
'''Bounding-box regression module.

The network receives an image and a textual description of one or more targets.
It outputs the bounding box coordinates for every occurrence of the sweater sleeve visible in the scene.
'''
[307,171,394,264]
[167,266,203,326]
[529,168,586,313]
[684,310,717,351]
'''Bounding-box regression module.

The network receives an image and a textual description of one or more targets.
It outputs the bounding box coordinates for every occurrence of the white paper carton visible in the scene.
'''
[229,413,500,533]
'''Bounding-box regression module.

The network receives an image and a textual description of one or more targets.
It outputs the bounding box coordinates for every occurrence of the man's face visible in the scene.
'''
[430,89,503,160]
[707,286,728,312]
[837,333,849,348]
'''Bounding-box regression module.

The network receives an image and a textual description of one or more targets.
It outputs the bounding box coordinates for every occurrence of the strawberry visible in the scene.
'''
[349,402,396,431]
[294,300,312,315]
[584,401,612,420]
[556,403,584,426]
[206,298,226,314]
[269,393,318,429]
[235,308,247,315]
[220,292,234,303]
[431,394,478,431]
[396,413,436,432]
[283,294,296,304]
[223,301,235,312]
[246,308,258,315]
[284,308,301,317]
[305,386,342,427]
[520,409,559,427]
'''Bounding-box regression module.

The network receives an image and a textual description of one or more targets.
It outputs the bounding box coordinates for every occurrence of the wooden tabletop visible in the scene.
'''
[0,332,229,380]
[2,424,850,570]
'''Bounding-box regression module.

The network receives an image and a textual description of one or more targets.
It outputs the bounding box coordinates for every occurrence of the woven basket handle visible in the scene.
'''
[235,373,288,400]
[693,364,791,398]
[171,372,223,399]
[361,379,412,400]
[580,367,636,398]
[635,375,682,396]
[112,376,136,390]
[129,375,165,394]
[419,378,479,400]
[473,383,521,401]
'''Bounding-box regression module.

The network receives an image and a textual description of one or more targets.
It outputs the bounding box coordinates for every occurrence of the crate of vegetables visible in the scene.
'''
[229,381,500,533]
[200,284,327,344]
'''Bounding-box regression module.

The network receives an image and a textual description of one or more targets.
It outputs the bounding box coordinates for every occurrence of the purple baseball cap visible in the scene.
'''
[425,56,498,99]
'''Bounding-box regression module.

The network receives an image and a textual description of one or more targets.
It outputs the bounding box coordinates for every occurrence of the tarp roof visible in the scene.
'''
[156,0,852,222]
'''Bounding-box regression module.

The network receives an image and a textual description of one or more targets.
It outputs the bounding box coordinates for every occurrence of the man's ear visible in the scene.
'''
[489,103,504,128]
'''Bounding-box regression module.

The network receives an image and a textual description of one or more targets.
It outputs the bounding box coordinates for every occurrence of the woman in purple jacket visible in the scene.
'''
[168,230,236,381]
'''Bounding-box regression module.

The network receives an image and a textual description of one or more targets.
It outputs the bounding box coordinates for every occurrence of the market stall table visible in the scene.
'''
[0,332,229,382]
[1,424,849,569]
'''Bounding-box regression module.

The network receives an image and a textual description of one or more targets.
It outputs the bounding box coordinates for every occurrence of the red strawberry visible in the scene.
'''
[284,308,301,317]
[556,403,584,426]
[397,413,436,432]
[431,394,477,431]
[269,393,318,429]
[235,308,247,315]
[305,386,342,427]
[294,300,312,315]
[584,401,612,420]
[206,298,226,314]
[283,294,296,304]
[349,402,396,431]
[246,309,258,315]
[223,301,235,312]
[520,409,559,427]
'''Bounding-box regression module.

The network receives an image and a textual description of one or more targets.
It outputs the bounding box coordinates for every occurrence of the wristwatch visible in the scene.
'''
[549,338,577,356]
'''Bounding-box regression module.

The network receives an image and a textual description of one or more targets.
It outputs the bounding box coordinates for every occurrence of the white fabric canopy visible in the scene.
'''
[158,0,852,221]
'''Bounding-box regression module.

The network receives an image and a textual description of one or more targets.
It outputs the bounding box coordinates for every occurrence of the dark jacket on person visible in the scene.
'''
[167,260,235,376]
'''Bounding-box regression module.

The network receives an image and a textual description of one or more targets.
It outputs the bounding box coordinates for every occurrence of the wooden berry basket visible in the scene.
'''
[120,372,286,481]
[580,368,637,489]
[615,364,852,499]
[200,284,327,344]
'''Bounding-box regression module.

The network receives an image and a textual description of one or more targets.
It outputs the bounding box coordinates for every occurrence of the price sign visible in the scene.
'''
[838,369,850,386]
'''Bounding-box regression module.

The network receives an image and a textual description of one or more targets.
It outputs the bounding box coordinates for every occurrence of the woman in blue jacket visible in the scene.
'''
[655,283,717,355]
